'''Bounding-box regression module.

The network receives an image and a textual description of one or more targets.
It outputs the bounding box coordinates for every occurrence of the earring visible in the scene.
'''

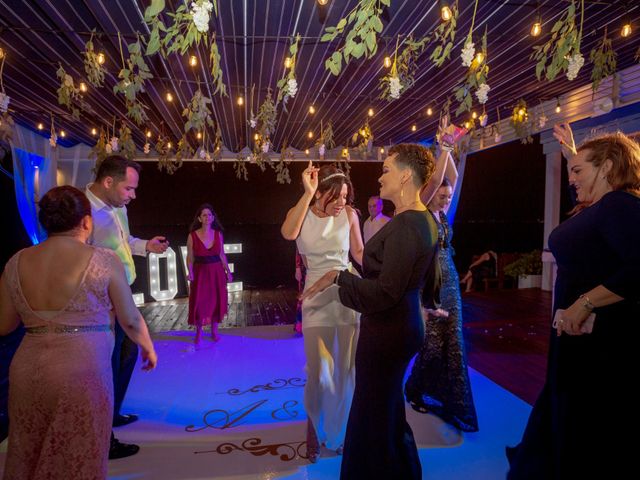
[400,184,404,199]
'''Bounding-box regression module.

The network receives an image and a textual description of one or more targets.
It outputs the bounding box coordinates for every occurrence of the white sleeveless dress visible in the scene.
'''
[296,208,358,328]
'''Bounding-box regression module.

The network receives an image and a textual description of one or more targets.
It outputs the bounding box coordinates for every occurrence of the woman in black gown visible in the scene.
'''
[303,144,441,479]
[507,124,640,479]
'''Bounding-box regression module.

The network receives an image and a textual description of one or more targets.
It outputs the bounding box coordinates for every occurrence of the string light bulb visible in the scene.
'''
[411,124,417,132]
[439,1,452,22]
[91,127,97,136]
[380,147,385,154]
[384,56,392,68]
[237,96,244,106]
[472,111,478,119]
[531,18,542,37]
[0,47,4,60]
[37,122,44,131]
[97,52,106,65]
[284,57,292,69]
[474,52,484,64]
[146,130,152,138]
[309,105,316,114]
[463,121,471,129]
[305,148,310,155]
[318,0,329,6]
[167,141,172,149]
[427,107,433,116]
[621,21,632,38]
[254,133,259,141]
[196,132,202,140]
[79,82,87,93]
[555,98,561,114]
[518,108,525,117]
[368,108,374,117]
[308,131,314,139]
[60,130,66,138]
[166,92,174,102]
[189,55,198,67]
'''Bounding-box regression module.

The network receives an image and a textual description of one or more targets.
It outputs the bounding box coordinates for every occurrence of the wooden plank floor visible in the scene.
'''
[140,287,551,405]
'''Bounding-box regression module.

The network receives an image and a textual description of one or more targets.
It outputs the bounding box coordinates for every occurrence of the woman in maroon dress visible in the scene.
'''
[186,204,231,345]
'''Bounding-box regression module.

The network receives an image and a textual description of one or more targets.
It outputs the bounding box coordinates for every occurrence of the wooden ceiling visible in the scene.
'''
[0,0,638,151]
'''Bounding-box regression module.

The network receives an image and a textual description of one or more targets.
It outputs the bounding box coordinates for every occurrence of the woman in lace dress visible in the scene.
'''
[0,186,157,480]
[281,162,364,462]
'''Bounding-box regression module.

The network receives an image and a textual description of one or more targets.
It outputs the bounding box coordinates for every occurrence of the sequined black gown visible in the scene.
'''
[405,210,479,432]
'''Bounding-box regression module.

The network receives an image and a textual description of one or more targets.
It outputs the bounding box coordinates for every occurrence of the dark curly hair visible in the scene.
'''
[38,186,91,234]
[388,144,435,187]
[314,165,355,210]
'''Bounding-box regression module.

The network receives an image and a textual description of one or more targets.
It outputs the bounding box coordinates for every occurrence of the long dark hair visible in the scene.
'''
[314,165,355,210]
[189,203,224,232]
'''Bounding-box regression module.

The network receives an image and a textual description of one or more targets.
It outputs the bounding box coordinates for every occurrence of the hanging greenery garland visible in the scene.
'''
[453,27,489,115]
[276,34,301,109]
[118,123,136,160]
[233,150,249,181]
[531,0,585,82]
[183,87,214,132]
[379,35,429,101]
[273,139,293,185]
[56,64,81,120]
[83,31,106,88]
[511,99,534,144]
[322,0,389,76]
[430,1,459,68]
[590,28,617,94]
[113,35,152,126]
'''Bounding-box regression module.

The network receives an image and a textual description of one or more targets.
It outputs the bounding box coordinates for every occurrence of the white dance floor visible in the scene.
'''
[1,325,531,479]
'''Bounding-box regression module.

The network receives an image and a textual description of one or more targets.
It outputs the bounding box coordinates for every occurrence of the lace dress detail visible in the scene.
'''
[404,211,479,432]
[2,247,117,480]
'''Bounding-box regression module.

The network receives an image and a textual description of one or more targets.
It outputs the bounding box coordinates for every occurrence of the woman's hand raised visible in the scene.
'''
[302,160,319,196]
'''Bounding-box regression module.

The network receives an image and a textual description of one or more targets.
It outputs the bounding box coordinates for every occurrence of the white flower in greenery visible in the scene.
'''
[64,74,73,87]
[461,39,475,68]
[319,144,326,156]
[109,136,119,152]
[143,142,150,154]
[262,141,270,153]
[0,92,9,113]
[287,78,298,98]
[191,1,213,33]
[538,114,548,129]
[49,133,57,148]
[389,76,402,99]
[475,83,490,104]
[479,113,488,128]
[105,143,113,154]
[249,116,257,129]
[566,52,584,81]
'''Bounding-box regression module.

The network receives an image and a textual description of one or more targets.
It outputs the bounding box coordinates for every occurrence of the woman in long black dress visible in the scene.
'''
[303,144,441,479]
[507,124,640,479]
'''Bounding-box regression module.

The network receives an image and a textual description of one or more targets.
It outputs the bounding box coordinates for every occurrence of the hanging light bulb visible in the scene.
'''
[196,132,202,140]
[305,148,310,155]
[518,108,525,117]
[427,107,433,116]
[463,121,471,129]
[146,130,152,138]
[189,55,198,67]
[0,47,4,60]
[531,18,542,37]
[621,21,632,38]
[309,105,316,114]
[97,52,106,65]
[472,111,478,119]
[318,0,329,6]
[284,57,292,69]
[237,96,244,106]
[439,1,452,22]
[167,141,172,149]
[384,56,392,68]
[60,130,66,138]
[37,122,44,131]
[308,131,314,139]
[166,92,174,102]
[79,82,87,93]
[91,127,97,136]
[368,108,374,117]
[254,133,259,141]
[411,124,417,132]
[555,98,561,114]
[380,147,385,154]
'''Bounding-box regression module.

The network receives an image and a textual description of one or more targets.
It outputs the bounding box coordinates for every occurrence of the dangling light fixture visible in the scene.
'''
[411,124,417,132]
[305,148,310,155]
[166,92,174,102]
[79,82,87,93]
[309,105,316,114]
[254,133,259,141]
[472,111,478,119]
[97,52,106,65]
[146,130,152,138]
[237,95,244,106]
[308,131,314,139]
[621,21,632,38]
[368,108,374,117]
[426,107,433,116]
[37,122,44,131]
[318,0,329,6]
[474,51,484,64]
[384,56,392,68]
[91,127,97,136]
[189,55,198,67]
[439,1,452,22]
[167,141,172,149]
[284,57,292,69]
[60,130,66,138]
[196,132,202,140]
[555,98,561,114]
[531,2,542,37]
[380,147,385,154]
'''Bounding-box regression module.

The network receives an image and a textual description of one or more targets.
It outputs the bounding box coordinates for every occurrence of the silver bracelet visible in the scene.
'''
[579,294,595,311]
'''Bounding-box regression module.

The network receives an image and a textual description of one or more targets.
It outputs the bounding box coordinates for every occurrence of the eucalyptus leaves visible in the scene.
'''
[277,35,301,108]
[322,0,389,76]
[379,36,428,101]
[590,29,616,93]
[56,64,81,119]
[113,37,152,126]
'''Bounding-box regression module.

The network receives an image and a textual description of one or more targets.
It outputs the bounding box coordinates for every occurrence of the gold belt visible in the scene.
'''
[25,325,113,334]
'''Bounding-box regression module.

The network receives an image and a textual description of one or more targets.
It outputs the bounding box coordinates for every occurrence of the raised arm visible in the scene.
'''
[107,256,157,371]
[281,161,318,240]
[421,149,448,206]
[553,123,577,160]
[346,206,364,266]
